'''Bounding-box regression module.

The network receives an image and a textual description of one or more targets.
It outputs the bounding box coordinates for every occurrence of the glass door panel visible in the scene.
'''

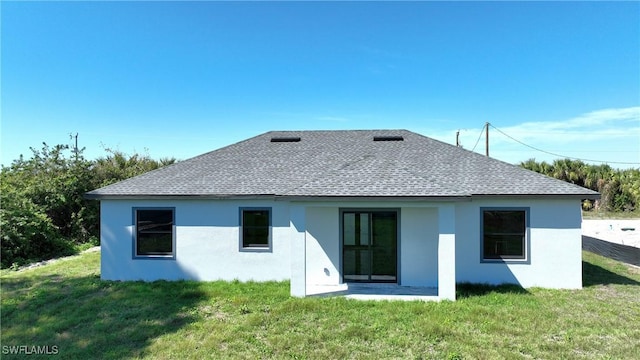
[343,211,397,283]
[343,249,370,282]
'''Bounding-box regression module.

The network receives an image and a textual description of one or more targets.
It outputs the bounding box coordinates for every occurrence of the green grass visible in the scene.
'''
[2,251,639,359]
[582,210,640,219]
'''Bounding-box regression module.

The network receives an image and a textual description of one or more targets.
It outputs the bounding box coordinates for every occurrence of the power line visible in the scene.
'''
[470,125,485,152]
[488,123,640,165]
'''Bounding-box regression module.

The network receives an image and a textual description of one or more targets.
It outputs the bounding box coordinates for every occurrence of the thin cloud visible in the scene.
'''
[494,107,640,145]
[428,106,640,166]
[501,107,639,135]
[563,107,639,127]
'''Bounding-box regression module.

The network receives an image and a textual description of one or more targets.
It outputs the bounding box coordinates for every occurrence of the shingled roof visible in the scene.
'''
[85,130,599,199]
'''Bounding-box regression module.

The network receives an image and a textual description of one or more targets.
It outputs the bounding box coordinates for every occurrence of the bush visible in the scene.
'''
[0,143,175,268]
[0,144,96,267]
[0,190,73,268]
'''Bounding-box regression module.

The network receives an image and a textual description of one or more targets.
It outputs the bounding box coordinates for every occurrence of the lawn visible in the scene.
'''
[1,251,639,359]
[582,210,640,220]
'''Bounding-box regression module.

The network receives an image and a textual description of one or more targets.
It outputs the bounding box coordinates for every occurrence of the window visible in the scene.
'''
[482,209,528,261]
[240,208,271,250]
[134,208,174,258]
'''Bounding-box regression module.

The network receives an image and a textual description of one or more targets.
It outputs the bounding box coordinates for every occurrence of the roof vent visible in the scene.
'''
[373,136,404,142]
[270,137,301,143]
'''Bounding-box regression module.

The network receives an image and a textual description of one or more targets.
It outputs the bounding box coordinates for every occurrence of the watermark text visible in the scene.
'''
[2,345,59,355]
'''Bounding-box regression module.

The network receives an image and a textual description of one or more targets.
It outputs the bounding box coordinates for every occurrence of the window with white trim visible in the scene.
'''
[482,209,527,261]
[134,208,175,258]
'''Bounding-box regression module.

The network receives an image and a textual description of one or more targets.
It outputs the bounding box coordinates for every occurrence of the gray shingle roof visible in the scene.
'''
[85,130,599,199]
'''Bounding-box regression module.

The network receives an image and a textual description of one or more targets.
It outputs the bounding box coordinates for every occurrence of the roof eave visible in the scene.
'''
[84,193,472,202]
[471,193,601,200]
[85,193,601,201]
[83,193,279,201]
[278,195,472,202]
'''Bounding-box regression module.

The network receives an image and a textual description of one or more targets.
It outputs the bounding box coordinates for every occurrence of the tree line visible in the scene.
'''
[0,143,175,269]
[520,158,640,212]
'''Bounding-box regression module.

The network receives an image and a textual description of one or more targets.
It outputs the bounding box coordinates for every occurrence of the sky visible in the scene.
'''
[2,1,639,168]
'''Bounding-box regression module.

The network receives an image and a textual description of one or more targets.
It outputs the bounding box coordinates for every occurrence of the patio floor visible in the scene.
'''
[306,283,440,301]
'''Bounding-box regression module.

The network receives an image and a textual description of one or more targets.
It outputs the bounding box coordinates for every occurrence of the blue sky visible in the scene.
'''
[2,1,639,168]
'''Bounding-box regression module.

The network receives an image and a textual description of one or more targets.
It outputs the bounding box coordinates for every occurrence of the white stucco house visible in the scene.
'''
[86,130,599,300]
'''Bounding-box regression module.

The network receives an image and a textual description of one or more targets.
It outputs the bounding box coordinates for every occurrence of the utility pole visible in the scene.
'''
[71,133,79,160]
[485,122,489,157]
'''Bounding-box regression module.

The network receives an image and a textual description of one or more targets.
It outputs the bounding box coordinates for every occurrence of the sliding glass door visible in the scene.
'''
[343,211,397,283]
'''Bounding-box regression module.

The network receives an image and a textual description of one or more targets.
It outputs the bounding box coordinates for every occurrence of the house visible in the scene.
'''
[86,130,599,300]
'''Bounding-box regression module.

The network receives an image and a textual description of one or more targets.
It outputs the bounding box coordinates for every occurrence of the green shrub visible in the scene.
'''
[0,143,175,268]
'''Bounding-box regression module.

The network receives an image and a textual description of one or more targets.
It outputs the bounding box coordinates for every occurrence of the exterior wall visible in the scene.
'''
[100,199,293,281]
[301,202,441,289]
[305,207,340,286]
[400,208,439,287]
[100,197,582,290]
[455,198,583,289]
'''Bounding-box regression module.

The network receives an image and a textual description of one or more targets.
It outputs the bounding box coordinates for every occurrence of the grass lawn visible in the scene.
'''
[2,251,639,359]
[582,210,640,220]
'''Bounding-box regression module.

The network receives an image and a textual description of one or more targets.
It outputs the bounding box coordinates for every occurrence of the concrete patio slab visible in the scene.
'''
[307,283,440,301]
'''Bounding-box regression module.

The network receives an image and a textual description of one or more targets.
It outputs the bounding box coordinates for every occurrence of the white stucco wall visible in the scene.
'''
[100,197,582,290]
[305,207,340,286]
[400,208,439,287]
[455,198,583,289]
[100,199,293,281]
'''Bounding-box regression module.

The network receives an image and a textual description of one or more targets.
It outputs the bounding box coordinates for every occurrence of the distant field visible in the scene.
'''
[1,250,639,359]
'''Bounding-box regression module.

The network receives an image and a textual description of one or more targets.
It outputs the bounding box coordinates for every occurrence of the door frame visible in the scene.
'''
[339,208,401,284]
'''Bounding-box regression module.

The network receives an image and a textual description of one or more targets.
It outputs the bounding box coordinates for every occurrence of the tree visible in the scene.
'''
[0,144,95,267]
[92,148,176,188]
[520,158,639,212]
[0,143,177,268]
